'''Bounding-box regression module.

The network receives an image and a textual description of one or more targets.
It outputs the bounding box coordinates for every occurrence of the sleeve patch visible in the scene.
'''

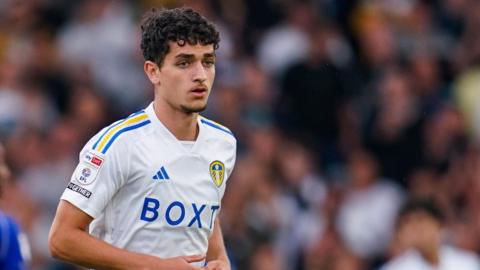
[74,163,99,186]
[83,151,104,168]
[74,151,104,185]
[67,182,92,198]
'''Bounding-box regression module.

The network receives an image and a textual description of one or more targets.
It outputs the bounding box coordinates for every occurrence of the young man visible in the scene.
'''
[380,198,480,270]
[49,8,236,270]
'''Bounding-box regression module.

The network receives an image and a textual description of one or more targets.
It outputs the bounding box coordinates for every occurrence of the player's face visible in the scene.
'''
[157,42,216,114]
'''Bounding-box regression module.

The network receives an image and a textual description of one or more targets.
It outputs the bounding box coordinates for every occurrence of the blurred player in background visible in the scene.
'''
[381,198,480,270]
[0,143,30,270]
[49,7,235,270]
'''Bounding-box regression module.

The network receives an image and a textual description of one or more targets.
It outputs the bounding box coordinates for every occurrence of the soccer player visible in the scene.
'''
[49,8,235,270]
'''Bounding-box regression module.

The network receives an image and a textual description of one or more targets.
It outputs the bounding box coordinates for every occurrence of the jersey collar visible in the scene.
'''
[145,102,204,153]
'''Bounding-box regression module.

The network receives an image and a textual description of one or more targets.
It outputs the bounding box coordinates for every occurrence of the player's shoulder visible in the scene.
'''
[86,110,153,155]
[199,115,236,145]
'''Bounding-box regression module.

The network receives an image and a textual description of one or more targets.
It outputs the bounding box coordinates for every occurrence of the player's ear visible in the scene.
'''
[144,61,161,85]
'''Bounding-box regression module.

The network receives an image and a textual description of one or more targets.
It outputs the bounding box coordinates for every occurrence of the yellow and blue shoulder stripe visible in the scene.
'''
[200,117,234,137]
[92,110,151,154]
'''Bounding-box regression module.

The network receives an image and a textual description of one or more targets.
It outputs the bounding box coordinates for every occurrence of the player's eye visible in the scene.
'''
[176,61,190,68]
[203,59,215,68]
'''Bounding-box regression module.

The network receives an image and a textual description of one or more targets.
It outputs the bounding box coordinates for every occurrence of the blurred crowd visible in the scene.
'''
[1,0,480,269]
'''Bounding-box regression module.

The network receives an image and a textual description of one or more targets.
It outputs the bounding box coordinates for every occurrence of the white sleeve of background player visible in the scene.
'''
[60,135,129,219]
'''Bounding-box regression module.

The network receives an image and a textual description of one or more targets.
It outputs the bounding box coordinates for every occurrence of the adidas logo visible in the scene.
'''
[153,166,170,180]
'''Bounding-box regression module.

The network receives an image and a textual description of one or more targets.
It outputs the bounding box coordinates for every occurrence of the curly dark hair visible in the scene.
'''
[140,7,220,66]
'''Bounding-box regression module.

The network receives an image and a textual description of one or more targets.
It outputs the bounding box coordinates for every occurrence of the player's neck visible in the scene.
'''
[152,100,199,141]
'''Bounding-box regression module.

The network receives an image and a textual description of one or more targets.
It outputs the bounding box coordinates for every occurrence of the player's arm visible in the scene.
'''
[49,200,205,270]
[205,217,230,270]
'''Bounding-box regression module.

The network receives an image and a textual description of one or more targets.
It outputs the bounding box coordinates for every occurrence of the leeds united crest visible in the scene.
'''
[210,160,225,187]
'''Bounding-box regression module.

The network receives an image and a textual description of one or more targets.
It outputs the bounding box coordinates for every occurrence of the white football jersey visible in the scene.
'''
[61,103,236,262]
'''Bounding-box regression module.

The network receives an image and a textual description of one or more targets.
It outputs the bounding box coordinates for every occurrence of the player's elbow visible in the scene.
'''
[48,228,69,260]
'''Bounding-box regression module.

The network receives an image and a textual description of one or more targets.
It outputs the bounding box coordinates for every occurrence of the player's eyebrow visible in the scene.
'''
[174,52,216,60]
[175,54,195,60]
[203,52,215,58]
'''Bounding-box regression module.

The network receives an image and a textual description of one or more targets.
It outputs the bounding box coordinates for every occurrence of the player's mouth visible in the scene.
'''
[189,86,208,98]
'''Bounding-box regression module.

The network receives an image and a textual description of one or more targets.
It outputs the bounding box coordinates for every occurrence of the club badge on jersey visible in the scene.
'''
[74,150,104,185]
[209,160,225,187]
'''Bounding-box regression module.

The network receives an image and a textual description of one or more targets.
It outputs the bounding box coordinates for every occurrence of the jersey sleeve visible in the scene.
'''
[61,132,130,219]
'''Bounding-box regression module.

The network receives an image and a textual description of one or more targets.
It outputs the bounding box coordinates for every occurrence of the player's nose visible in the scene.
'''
[192,62,207,83]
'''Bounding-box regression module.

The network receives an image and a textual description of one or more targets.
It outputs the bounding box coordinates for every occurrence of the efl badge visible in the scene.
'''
[75,151,103,185]
[210,160,225,187]
[74,164,99,185]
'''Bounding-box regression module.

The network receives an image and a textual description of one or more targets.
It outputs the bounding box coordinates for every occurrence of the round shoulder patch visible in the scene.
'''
[74,163,99,185]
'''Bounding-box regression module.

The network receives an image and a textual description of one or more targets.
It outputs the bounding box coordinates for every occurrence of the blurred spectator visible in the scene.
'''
[364,68,423,184]
[380,198,480,270]
[276,21,349,165]
[420,105,466,173]
[257,0,313,77]
[395,1,455,60]
[57,0,149,113]
[336,149,404,260]
[352,6,398,81]
[274,139,328,269]
[408,52,448,113]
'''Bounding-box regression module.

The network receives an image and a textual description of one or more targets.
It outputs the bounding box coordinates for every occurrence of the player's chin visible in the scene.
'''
[180,103,207,113]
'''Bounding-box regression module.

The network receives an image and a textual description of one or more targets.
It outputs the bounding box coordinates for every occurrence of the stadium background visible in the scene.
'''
[1,0,480,269]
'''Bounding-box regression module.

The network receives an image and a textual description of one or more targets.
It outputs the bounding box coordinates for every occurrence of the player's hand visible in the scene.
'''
[159,254,206,270]
[203,260,230,270]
